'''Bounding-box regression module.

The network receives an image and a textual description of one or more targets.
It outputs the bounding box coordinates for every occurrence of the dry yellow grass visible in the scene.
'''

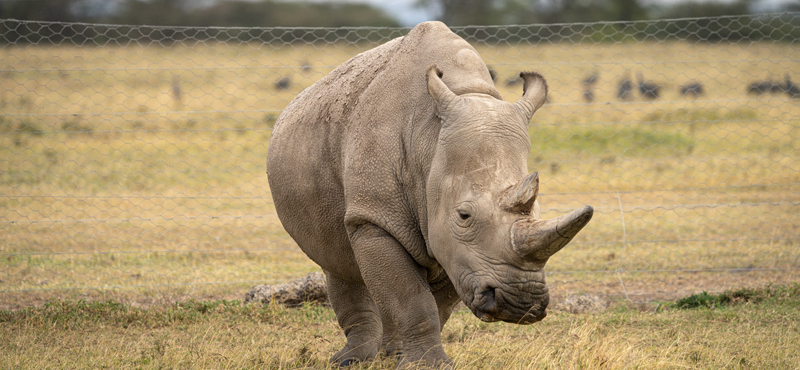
[1,39,798,308]
[3,286,800,369]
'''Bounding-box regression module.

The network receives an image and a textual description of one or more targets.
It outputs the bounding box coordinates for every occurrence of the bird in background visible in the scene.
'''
[617,70,633,101]
[637,72,661,100]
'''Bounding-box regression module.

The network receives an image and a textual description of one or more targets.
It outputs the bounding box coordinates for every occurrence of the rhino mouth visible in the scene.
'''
[468,284,549,324]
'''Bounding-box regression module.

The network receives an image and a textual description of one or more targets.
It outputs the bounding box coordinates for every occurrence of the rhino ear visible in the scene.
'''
[427,64,458,118]
[500,172,539,214]
[512,71,548,122]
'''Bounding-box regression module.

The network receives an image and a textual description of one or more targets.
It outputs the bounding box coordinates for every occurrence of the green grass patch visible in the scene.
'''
[0,299,303,330]
[672,283,800,309]
[642,107,759,125]
[531,125,695,156]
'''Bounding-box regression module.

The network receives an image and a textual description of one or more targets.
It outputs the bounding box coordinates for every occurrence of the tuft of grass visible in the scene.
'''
[15,121,44,136]
[60,117,94,134]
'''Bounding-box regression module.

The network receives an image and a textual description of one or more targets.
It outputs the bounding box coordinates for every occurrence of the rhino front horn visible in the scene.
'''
[511,205,593,262]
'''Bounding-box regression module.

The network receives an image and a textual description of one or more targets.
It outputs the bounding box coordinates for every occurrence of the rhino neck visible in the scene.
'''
[398,104,442,272]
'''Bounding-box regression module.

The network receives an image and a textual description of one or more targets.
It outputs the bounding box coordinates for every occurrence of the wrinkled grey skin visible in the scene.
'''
[267,21,592,368]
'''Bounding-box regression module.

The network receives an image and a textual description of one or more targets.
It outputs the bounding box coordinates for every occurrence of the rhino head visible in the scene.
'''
[425,65,593,324]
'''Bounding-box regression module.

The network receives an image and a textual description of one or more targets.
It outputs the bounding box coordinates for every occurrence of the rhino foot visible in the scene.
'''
[334,358,359,367]
[331,346,376,367]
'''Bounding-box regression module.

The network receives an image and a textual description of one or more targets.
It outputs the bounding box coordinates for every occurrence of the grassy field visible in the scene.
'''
[2,284,799,369]
[1,37,799,311]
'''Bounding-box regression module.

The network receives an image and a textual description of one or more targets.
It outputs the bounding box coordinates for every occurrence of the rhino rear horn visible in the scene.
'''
[511,205,593,262]
[427,64,458,117]
[513,71,548,122]
[500,172,539,214]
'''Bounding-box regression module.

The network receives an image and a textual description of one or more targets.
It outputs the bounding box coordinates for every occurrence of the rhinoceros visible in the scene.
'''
[266,21,593,367]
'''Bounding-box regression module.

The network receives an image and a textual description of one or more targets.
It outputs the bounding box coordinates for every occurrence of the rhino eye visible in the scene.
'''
[454,203,476,227]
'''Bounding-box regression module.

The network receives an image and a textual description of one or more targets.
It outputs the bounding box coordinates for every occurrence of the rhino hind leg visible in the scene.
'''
[325,271,383,365]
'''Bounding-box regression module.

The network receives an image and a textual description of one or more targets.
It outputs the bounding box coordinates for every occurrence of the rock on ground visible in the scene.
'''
[245,272,328,307]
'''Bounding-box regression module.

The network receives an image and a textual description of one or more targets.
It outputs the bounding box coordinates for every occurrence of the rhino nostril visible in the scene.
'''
[477,287,497,313]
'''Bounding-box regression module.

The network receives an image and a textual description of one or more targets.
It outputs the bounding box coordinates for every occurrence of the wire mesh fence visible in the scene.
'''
[1,14,798,309]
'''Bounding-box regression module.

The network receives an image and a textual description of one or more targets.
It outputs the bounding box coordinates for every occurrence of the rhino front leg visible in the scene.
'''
[380,310,403,357]
[348,222,452,368]
[432,281,460,330]
[325,271,382,366]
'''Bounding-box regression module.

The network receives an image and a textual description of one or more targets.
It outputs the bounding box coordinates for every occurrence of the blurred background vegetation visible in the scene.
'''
[1,0,799,28]
[1,0,799,45]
